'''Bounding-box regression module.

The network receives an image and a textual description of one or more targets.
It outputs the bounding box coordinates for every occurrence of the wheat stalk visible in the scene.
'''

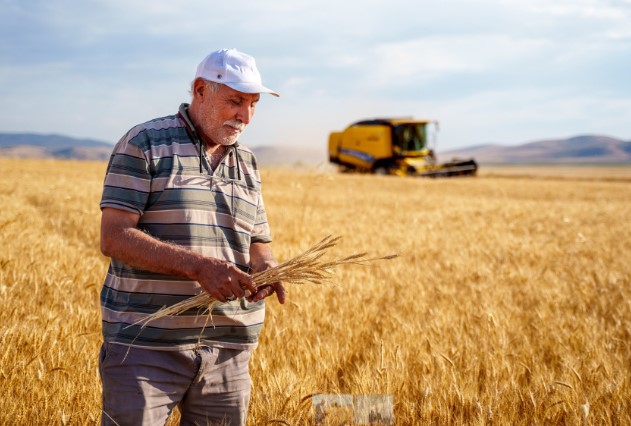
[135,235,397,327]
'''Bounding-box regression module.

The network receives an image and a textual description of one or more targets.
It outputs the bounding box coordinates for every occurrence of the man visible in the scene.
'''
[98,48,285,426]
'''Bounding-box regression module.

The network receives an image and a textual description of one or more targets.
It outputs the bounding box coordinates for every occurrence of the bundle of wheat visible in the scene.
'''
[136,235,397,327]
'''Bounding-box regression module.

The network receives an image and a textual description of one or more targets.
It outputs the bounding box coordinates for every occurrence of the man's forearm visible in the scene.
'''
[249,242,277,273]
[101,225,207,280]
[100,207,257,302]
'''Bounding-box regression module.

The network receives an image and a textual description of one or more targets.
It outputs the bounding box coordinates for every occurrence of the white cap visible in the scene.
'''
[195,48,279,97]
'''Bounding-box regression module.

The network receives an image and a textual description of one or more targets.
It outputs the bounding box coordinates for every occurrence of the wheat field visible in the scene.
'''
[0,157,629,425]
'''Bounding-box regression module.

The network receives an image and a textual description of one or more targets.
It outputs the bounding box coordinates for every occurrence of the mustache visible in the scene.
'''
[224,120,246,132]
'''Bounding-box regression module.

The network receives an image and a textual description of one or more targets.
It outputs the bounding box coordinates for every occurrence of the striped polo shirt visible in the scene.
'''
[99,103,271,350]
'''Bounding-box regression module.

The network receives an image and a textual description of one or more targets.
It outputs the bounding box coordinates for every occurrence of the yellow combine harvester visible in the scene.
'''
[328,118,478,177]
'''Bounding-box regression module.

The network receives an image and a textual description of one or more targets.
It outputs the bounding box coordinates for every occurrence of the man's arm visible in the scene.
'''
[100,207,256,303]
[248,242,286,304]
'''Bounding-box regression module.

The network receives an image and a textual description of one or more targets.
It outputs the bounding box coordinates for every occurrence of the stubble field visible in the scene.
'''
[0,157,629,425]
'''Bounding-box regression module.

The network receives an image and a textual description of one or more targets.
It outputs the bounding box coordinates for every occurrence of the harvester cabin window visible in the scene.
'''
[394,124,427,152]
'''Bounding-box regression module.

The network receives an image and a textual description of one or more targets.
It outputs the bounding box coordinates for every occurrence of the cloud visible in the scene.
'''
[529,2,630,19]
[429,88,631,147]
[364,35,550,83]
[0,0,629,148]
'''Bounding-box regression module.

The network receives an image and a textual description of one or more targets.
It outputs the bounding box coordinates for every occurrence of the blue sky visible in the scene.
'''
[1,0,630,151]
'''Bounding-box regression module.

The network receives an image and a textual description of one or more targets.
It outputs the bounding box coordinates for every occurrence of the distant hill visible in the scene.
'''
[440,135,631,164]
[4,132,629,165]
[0,132,327,166]
[0,132,114,161]
[251,145,327,167]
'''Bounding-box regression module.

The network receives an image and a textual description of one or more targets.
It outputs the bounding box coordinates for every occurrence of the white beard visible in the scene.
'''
[217,120,245,146]
[217,135,240,146]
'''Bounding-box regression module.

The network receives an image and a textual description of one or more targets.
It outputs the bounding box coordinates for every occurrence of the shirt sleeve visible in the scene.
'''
[100,130,152,215]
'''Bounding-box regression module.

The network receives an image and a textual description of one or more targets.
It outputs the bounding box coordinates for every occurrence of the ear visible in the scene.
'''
[192,78,207,99]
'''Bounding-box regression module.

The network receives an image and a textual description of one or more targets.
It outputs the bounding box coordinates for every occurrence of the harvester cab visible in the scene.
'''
[328,118,477,177]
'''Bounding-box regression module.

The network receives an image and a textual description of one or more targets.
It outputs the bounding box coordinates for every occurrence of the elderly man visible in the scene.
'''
[98,48,285,426]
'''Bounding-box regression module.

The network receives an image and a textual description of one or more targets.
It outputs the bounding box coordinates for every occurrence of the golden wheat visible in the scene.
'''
[1,157,630,425]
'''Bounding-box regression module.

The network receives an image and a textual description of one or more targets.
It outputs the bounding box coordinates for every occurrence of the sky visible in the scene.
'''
[1,0,630,151]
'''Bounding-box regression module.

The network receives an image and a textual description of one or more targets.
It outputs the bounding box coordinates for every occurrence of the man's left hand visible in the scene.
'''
[248,242,286,304]
[248,281,286,304]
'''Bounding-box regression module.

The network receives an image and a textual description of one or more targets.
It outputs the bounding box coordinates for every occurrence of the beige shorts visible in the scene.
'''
[99,343,251,426]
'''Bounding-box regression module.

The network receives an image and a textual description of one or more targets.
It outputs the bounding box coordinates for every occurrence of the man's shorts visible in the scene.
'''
[99,342,252,426]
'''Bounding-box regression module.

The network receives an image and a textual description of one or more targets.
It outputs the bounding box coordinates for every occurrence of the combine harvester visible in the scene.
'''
[328,118,478,177]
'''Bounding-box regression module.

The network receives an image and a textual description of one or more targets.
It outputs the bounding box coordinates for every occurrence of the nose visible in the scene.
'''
[236,103,254,125]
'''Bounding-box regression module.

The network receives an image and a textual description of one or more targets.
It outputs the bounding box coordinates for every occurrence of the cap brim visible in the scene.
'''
[225,82,279,97]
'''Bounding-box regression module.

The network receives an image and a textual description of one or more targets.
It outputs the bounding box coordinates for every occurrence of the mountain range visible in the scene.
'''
[440,135,631,164]
[1,132,630,165]
[0,133,115,161]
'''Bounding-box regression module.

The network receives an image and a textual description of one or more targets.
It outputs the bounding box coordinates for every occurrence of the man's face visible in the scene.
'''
[195,81,260,146]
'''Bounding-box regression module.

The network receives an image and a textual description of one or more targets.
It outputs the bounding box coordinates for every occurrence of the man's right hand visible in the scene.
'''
[193,259,257,303]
